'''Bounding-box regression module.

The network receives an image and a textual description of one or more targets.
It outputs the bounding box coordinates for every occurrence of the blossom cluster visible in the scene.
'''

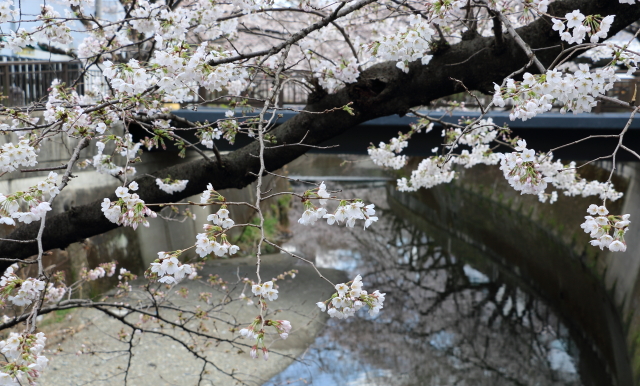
[384,121,622,204]
[313,57,360,92]
[397,156,456,192]
[379,119,499,191]
[581,205,630,252]
[251,280,279,301]
[239,316,292,360]
[425,0,465,25]
[44,283,66,304]
[82,262,117,281]
[102,42,249,101]
[321,201,378,229]
[0,265,45,308]
[552,12,614,45]
[148,251,196,284]
[103,59,153,95]
[195,206,240,258]
[0,265,66,307]
[369,120,432,170]
[34,5,72,45]
[0,137,38,173]
[198,126,224,149]
[239,318,292,341]
[316,275,386,319]
[498,139,622,202]
[240,270,296,306]
[156,177,189,194]
[369,14,435,73]
[498,140,550,195]
[368,138,408,170]
[92,138,138,177]
[42,79,111,137]
[442,119,502,169]
[0,172,59,226]
[493,65,619,119]
[101,182,157,229]
[200,183,223,204]
[0,332,48,385]
[295,182,378,229]
[0,1,18,23]
[535,153,622,202]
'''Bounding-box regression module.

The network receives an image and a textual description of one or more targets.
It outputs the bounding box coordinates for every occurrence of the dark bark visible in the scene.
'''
[0,0,638,268]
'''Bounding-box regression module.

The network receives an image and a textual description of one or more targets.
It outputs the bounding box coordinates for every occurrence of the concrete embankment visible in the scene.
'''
[387,163,634,385]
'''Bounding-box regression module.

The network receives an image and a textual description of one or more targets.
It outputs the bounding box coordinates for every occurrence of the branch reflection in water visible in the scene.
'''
[268,183,586,386]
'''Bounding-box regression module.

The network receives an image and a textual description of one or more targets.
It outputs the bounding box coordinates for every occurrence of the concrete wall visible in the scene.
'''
[0,131,289,293]
[387,162,636,385]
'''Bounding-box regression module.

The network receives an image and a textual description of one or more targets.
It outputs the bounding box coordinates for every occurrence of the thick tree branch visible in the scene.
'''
[0,0,638,268]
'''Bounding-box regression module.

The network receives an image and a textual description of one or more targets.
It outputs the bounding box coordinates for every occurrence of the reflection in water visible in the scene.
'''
[268,184,591,386]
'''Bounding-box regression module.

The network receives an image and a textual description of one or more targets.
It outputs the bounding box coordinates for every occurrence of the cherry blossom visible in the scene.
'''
[0,0,639,379]
[0,265,45,308]
[147,251,195,284]
[0,1,18,23]
[0,172,58,226]
[101,182,157,229]
[317,275,386,319]
[581,205,630,252]
[194,206,240,258]
[239,316,292,359]
[156,177,189,194]
[251,280,279,301]
[0,332,48,384]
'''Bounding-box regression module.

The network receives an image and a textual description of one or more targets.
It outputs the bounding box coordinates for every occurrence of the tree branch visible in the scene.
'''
[0,0,637,269]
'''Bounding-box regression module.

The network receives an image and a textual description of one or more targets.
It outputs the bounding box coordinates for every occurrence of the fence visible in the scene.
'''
[197,70,311,107]
[197,70,640,111]
[0,60,106,107]
[0,60,637,111]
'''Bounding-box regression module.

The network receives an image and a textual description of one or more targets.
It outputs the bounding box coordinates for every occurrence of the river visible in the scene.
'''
[265,155,632,386]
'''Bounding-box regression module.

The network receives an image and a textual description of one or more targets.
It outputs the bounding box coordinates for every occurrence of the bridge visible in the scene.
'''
[173,108,640,160]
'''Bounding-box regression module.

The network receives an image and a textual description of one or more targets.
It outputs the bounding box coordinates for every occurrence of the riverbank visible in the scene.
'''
[38,254,346,385]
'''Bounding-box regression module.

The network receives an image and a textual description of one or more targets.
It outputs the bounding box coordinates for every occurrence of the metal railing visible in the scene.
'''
[197,71,311,107]
[203,70,640,111]
[1,60,637,112]
[0,60,106,107]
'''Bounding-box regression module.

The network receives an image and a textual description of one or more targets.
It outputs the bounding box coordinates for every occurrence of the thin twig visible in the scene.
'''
[21,164,68,173]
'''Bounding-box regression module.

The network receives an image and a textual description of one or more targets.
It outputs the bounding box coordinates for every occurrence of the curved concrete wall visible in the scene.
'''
[387,163,636,385]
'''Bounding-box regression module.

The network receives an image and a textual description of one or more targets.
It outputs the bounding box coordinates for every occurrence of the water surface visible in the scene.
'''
[267,182,598,386]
